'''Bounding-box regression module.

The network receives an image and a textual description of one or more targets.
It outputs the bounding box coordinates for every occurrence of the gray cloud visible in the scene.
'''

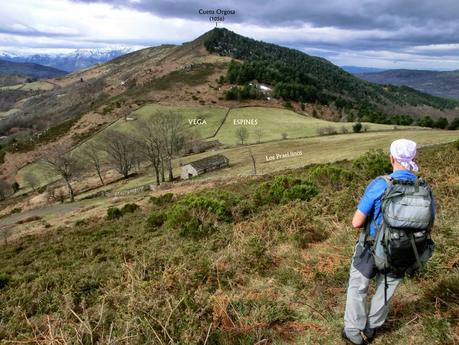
[2,0,459,69]
[68,0,459,60]
[71,0,459,31]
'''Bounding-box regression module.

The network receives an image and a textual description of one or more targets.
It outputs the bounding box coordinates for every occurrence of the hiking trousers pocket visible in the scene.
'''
[352,243,377,279]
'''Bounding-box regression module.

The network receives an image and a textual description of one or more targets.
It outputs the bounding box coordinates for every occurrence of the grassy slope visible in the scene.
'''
[174,129,459,177]
[15,128,459,195]
[14,105,228,192]
[214,107,418,145]
[0,142,458,344]
[14,104,427,191]
[129,104,228,139]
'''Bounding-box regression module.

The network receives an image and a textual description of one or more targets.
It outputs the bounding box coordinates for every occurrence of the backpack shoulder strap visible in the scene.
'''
[380,174,393,186]
[363,175,393,243]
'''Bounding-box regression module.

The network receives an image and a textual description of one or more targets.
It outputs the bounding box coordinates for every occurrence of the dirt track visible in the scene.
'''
[0,202,86,229]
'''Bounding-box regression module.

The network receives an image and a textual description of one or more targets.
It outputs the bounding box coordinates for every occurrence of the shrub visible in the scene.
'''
[75,219,87,227]
[150,193,174,206]
[37,186,46,194]
[107,207,122,220]
[165,194,231,238]
[11,182,19,193]
[121,203,139,215]
[253,175,318,205]
[145,212,166,230]
[10,207,22,214]
[309,164,353,188]
[232,199,256,220]
[453,139,459,151]
[177,217,215,239]
[283,101,292,109]
[282,183,318,201]
[353,149,392,179]
[317,126,338,136]
[203,189,241,208]
[447,117,459,130]
[353,122,363,133]
[0,273,11,290]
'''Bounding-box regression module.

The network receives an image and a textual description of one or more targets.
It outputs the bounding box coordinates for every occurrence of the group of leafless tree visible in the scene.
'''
[38,110,188,202]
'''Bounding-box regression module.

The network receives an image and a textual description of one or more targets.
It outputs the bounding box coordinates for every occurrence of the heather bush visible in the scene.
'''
[120,203,139,215]
[106,207,122,220]
[253,175,318,205]
[353,149,392,179]
[309,164,353,188]
[166,194,231,238]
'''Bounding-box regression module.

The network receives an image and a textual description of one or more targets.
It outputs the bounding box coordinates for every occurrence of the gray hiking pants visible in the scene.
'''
[344,233,402,334]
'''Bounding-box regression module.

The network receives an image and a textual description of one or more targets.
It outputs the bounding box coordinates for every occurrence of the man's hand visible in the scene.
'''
[352,209,367,228]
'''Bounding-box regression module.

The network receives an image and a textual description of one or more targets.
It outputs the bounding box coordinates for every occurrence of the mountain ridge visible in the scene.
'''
[0,59,67,78]
[355,69,459,100]
[0,47,140,72]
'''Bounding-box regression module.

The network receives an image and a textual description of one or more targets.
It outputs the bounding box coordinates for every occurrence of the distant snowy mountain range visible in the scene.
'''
[0,47,141,72]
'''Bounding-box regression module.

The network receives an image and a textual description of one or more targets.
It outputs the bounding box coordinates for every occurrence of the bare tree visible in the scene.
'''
[154,111,187,181]
[23,171,40,192]
[102,129,137,179]
[43,147,82,202]
[235,127,249,145]
[254,128,263,144]
[81,142,105,186]
[135,119,164,186]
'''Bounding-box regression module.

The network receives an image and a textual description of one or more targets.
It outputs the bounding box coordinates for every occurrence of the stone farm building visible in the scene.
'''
[181,154,229,179]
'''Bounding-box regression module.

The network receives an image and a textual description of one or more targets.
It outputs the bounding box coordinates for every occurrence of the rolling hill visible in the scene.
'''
[1,28,459,185]
[0,59,67,87]
[355,69,459,100]
[0,59,67,78]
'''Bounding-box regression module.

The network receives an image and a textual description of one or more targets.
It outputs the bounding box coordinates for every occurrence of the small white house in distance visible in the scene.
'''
[181,154,229,179]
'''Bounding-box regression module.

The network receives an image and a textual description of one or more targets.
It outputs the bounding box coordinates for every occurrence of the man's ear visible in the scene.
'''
[389,155,395,165]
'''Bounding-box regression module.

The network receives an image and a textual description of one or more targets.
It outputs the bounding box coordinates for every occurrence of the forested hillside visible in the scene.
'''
[204,28,459,116]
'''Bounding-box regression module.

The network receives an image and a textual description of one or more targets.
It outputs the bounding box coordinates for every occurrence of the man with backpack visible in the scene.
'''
[342,139,435,344]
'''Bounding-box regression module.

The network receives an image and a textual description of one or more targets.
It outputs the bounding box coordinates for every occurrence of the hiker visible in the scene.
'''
[342,139,435,344]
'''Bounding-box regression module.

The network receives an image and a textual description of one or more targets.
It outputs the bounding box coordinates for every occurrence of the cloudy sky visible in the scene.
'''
[1,0,459,70]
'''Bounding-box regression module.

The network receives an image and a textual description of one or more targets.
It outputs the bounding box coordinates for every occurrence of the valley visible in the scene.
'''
[0,26,458,345]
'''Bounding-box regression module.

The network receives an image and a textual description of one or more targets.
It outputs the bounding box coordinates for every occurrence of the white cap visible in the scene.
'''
[390,139,418,172]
